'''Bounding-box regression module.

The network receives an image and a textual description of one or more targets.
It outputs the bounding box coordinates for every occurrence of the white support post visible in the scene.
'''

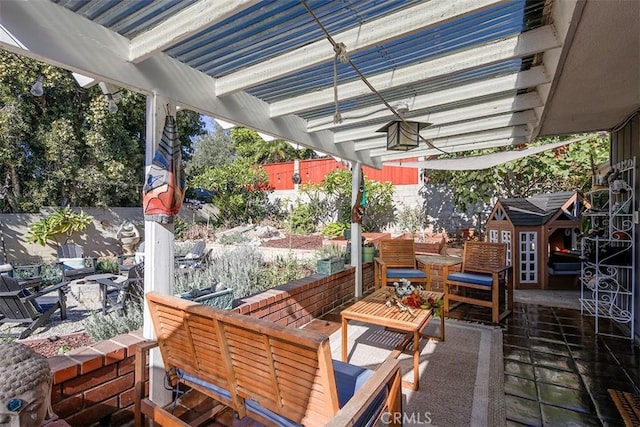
[143,93,176,406]
[350,162,363,298]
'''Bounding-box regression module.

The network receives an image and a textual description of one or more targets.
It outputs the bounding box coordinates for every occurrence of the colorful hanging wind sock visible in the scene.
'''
[142,114,185,223]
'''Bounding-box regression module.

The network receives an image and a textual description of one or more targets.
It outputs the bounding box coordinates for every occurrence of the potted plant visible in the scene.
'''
[27,207,93,248]
[362,239,377,263]
[174,266,234,309]
[315,244,346,275]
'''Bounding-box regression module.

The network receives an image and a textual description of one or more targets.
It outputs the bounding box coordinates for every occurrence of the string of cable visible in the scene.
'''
[299,0,448,155]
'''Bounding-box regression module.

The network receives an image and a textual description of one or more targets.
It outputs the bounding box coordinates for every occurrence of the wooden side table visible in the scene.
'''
[416,254,462,291]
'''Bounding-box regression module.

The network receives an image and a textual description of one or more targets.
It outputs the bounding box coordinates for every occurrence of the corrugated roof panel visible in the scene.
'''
[294,60,524,121]
[248,1,538,103]
[52,0,199,38]
[166,0,421,77]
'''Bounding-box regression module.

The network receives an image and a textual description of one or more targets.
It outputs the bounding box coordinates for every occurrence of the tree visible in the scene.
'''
[184,123,236,177]
[298,169,396,232]
[230,127,316,164]
[0,49,204,211]
[424,134,609,210]
[190,158,281,226]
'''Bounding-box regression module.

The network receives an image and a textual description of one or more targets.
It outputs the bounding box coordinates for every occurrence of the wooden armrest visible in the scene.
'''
[374,257,386,266]
[327,357,402,427]
[0,289,22,297]
[463,264,511,275]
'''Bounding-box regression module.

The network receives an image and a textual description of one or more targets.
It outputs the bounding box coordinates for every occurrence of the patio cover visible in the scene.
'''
[0,0,637,168]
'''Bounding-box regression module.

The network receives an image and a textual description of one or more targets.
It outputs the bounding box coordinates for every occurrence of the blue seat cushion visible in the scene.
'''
[178,360,387,427]
[386,268,427,279]
[447,272,493,286]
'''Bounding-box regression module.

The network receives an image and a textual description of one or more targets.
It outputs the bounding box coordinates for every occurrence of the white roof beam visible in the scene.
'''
[270,26,559,117]
[215,0,509,96]
[376,138,528,163]
[335,110,538,144]
[0,0,371,166]
[128,0,259,63]
[308,91,543,132]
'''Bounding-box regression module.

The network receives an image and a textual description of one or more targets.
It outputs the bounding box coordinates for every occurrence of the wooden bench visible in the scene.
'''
[136,292,403,426]
[443,242,513,323]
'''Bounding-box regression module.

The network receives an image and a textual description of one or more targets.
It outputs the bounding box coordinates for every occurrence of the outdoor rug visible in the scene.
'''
[329,318,505,427]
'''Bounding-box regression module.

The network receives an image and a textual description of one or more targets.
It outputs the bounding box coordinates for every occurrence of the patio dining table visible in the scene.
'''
[341,287,444,391]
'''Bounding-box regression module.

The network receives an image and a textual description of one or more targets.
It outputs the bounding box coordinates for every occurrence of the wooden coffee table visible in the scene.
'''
[341,288,444,390]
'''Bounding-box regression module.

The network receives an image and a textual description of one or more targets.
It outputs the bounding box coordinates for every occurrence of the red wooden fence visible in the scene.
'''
[263,158,419,190]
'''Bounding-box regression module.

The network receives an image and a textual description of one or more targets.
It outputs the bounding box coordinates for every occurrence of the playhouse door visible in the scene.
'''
[519,231,538,285]
[488,229,512,265]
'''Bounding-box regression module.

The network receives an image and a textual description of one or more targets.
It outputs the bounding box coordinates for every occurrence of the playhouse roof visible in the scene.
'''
[497,191,580,226]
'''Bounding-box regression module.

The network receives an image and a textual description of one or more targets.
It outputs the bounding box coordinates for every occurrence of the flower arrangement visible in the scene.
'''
[386,278,444,318]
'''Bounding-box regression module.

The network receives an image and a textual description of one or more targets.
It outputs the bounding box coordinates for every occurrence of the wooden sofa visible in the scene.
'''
[136,292,403,426]
[443,242,513,323]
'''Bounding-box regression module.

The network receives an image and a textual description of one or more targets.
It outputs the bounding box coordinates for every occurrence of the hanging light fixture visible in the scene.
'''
[30,75,44,97]
[105,93,119,114]
[98,82,122,114]
[377,120,431,151]
[376,104,431,151]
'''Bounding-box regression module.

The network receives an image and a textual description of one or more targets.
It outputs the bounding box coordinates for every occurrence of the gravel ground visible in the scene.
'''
[9,235,327,357]
[4,283,102,357]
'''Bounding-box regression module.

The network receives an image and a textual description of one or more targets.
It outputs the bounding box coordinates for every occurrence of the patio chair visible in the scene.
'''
[56,243,97,281]
[95,263,144,313]
[0,275,67,339]
[0,263,43,288]
[175,240,209,269]
[374,238,429,289]
[443,241,513,323]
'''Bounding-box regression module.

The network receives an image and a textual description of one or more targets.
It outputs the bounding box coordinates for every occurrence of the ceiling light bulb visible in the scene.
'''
[106,94,118,114]
[30,75,44,97]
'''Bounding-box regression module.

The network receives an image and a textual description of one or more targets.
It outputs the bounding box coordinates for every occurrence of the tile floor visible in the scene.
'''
[213,291,639,426]
[447,300,639,426]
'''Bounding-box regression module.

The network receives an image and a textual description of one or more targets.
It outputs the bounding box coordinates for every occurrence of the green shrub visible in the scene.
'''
[96,257,118,274]
[39,262,62,286]
[216,232,249,245]
[174,265,220,294]
[315,244,347,260]
[190,158,281,226]
[174,218,190,239]
[395,204,427,234]
[83,302,143,341]
[299,169,396,232]
[288,203,316,234]
[321,222,347,238]
[208,246,264,298]
[256,254,314,290]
